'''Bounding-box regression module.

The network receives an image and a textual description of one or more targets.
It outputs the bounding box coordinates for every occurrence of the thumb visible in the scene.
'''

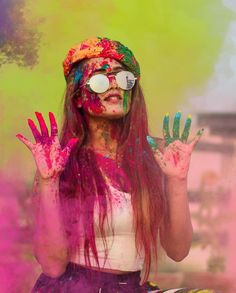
[189,128,204,149]
[146,135,158,150]
[153,148,167,169]
[16,133,34,151]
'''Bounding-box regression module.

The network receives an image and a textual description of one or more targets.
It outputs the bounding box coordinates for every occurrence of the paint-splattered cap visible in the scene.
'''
[63,37,140,80]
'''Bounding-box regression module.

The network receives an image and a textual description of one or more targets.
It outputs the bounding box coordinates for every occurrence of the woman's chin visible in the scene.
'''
[87,106,130,119]
[101,109,130,119]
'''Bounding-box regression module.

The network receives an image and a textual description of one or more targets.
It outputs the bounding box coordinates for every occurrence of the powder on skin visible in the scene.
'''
[123,91,129,113]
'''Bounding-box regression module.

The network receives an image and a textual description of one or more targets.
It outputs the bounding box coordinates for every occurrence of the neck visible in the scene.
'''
[85,115,122,156]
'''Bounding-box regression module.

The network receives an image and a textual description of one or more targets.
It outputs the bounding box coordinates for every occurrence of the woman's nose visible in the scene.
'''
[108,75,118,89]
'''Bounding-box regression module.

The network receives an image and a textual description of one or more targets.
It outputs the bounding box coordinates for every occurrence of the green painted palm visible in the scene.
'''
[147,112,204,179]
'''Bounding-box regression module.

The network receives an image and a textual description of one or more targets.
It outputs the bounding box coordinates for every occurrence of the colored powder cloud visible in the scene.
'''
[0,1,235,291]
[0,0,41,68]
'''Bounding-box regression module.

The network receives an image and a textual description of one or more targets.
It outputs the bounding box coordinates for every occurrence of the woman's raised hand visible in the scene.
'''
[16,112,78,180]
[147,112,204,180]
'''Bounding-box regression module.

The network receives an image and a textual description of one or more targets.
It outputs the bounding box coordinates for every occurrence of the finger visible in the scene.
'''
[172,111,181,140]
[146,135,158,150]
[16,134,34,150]
[181,114,192,143]
[189,128,204,149]
[62,138,79,161]
[28,119,42,143]
[163,113,172,146]
[153,149,167,168]
[35,112,49,138]
[49,112,58,137]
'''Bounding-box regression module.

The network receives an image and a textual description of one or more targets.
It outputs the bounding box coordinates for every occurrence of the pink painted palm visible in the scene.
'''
[16,112,78,179]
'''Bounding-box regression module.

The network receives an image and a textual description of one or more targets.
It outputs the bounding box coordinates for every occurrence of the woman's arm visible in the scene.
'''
[147,112,203,261]
[32,172,69,277]
[159,176,193,261]
[16,112,78,277]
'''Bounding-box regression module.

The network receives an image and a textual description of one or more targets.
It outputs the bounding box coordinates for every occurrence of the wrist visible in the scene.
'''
[165,176,188,199]
[165,175,188,184]
[39,174,60,185]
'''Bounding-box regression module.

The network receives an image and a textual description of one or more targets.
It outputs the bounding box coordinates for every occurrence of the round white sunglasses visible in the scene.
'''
[82,70,137,94]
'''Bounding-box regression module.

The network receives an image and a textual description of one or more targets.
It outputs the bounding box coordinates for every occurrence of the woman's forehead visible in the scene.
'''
[84,57,124,71]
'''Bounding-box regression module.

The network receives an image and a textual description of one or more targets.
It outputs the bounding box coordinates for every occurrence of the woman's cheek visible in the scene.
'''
[81,90,105,114]
[123,90,132,113]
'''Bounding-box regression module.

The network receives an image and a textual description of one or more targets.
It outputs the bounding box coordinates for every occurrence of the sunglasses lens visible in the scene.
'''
[88,74,109,93]
[116,71,136,90]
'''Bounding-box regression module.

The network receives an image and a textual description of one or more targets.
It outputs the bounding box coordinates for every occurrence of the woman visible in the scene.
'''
[16,37,204,293]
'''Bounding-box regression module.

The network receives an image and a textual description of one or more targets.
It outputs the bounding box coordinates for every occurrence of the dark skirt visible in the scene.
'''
[32,262,216,293]
[31,262,160,293]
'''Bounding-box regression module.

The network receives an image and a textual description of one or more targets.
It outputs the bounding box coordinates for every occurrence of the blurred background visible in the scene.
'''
[0,0,236,292]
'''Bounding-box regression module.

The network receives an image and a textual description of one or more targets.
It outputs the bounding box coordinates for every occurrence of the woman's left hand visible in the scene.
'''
[147,112,204,180]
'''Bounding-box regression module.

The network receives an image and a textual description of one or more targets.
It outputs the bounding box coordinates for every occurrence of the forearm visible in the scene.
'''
[32,176,68,276]
[160,177,193,261]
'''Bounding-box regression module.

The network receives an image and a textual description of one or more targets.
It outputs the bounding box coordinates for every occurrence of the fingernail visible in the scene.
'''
[187,114,192,119]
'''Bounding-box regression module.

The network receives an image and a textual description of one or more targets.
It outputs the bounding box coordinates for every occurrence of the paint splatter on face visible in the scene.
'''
[163,112,193,146]
[74,68,83,84]
[99,61,111,72]
[123,91,129,113]
[77,57,133,119]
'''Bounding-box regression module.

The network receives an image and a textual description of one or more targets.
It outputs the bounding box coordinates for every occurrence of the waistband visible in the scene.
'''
[66,262,141,284]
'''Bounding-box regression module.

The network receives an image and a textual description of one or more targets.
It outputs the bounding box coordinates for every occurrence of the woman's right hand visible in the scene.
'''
[16,112,78,180]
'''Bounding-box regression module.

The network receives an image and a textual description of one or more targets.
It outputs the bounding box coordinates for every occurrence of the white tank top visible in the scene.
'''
[72,185,145,271]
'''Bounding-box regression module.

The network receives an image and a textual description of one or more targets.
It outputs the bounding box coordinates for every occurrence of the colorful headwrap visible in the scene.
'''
[63,37,140,80]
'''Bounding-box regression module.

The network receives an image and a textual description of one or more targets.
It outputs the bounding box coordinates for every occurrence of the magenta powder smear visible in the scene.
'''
[79,62,105,114]
[94,152,131,193]
[83,93,105,114]
[0,172,37,292]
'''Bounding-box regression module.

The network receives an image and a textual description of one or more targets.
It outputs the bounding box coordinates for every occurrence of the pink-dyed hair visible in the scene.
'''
[59,61,166,282]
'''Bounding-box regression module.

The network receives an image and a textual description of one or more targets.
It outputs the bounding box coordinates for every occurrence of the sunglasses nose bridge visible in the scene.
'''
[107,74,119,89]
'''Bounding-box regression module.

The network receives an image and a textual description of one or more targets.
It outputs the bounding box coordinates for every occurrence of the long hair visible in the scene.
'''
[59,62,166,282]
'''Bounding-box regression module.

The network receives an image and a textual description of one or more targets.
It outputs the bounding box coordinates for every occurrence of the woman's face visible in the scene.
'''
[76,57,133,119]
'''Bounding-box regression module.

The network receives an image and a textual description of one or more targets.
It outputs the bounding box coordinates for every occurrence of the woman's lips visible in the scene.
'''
[104,95,122,104]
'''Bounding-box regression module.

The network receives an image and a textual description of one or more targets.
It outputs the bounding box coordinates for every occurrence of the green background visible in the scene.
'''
[0,0,233,171]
